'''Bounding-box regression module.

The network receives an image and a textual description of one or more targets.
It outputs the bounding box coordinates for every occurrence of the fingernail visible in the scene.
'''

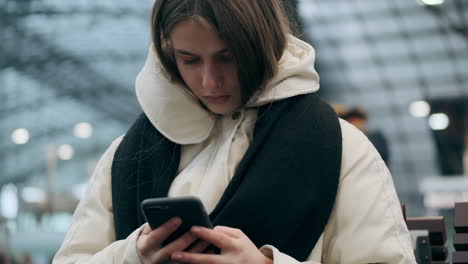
[173,253,184,260]
[172,217,181,226]
[191,226,201,232]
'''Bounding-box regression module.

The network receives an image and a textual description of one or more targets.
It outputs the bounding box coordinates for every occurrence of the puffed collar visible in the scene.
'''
[135,35,320,145]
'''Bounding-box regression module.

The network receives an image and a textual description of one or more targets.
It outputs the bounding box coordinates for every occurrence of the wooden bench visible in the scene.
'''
[453,202,468,264]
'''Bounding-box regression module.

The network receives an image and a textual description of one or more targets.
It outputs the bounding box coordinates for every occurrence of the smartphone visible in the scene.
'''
[140,196,213,245]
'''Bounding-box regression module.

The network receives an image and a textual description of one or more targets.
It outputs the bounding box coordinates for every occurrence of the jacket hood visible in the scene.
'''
[135,35,320,145]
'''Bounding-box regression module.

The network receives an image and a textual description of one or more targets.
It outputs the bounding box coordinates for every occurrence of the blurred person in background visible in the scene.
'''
[329,103,347,118]
[341,106,391,166]
[0,221,12,264]
[464,132,468,174]
[15,252,32,264]
[0,252,12,264]
[53,0,414,263]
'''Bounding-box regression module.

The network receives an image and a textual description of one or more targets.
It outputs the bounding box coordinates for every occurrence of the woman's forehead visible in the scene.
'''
[170,20,227,55]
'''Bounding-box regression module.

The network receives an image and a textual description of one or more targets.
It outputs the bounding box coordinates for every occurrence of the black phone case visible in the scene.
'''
[141,197,213,245]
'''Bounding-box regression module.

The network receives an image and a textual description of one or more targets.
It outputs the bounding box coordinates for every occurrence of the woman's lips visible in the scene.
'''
[205,95,230,104]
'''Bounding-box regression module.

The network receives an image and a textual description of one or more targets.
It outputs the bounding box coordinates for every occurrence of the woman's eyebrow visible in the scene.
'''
[174,49,197,56]
[174,48,229,56]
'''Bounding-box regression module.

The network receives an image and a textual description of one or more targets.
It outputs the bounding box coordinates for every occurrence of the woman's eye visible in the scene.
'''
[182,58,200,65]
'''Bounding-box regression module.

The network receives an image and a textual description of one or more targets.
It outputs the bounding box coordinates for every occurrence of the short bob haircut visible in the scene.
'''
[151,0,292,103]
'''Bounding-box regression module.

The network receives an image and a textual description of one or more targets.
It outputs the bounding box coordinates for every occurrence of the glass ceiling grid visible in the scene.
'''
[1,0,152,189]
[298,0,468,195]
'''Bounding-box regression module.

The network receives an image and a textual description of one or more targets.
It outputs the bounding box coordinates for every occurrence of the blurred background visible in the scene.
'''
[1,0,467,263]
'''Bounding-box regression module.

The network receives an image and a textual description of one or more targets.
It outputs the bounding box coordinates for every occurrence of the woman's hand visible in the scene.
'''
[171,226,273,264]
[137,217,202,264]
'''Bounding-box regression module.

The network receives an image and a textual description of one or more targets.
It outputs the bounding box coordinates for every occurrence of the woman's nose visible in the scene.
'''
[202,64,222,90]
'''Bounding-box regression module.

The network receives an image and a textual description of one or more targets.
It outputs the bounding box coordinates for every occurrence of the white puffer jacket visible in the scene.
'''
[53,36,416,264]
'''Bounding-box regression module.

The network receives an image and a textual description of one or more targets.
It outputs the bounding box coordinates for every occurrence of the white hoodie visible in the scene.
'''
[53,36,416,264]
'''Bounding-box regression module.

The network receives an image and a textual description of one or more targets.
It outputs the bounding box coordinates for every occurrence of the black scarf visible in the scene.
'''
[111,93,341,261]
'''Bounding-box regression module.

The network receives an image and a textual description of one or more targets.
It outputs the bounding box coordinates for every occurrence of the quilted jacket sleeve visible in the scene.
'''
[52,136,144,264]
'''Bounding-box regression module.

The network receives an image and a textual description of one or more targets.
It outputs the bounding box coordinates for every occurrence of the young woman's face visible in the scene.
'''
[170,20,242,115]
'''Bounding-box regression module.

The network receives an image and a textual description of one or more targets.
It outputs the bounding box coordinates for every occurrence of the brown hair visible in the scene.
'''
[151,0,292,103]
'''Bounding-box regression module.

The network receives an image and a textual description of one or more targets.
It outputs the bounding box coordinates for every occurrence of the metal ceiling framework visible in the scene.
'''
[300,0,467,212]
[1,0,146,189]
[425,0,468,40]
[1,1,140,125]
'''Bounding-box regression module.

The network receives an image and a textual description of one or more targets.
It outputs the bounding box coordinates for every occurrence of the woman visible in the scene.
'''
[53,0,416,263]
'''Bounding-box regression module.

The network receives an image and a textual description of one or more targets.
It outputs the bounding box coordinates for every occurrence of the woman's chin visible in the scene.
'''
[206,105,237,116]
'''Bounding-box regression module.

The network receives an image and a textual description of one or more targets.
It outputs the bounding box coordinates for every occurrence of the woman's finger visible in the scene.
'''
[146,217,182,246]
[213,226,243,239]
[187,240,210,253]
[172,252,223,264]
[140,223,152,235]
[164,231,198,253]
[190,226,234,250]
